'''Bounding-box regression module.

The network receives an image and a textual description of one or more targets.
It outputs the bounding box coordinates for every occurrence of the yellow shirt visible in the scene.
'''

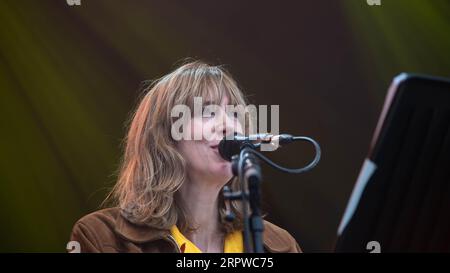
[170,225,243,253]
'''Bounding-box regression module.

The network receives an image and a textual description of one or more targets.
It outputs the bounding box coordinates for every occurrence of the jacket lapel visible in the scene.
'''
[115,211,292,253]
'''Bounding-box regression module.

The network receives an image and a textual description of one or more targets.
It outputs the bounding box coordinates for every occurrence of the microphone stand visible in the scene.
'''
[243,150,264,253]
[224,142,265,253]
[222,134,322,253]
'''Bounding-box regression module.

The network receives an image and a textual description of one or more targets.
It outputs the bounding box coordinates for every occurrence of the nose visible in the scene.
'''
[215,110,239,138]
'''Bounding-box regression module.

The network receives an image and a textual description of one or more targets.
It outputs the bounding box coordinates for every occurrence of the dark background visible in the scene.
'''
[1,0,449,252]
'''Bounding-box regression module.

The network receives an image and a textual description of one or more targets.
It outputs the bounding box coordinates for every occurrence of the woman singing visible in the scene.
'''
[70,60,302,253]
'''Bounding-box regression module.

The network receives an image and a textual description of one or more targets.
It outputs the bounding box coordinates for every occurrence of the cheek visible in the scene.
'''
[178,141,231,175]
[178,141,201,161]
[178,141,210,167]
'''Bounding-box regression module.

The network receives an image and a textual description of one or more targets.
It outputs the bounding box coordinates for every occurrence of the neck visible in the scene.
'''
[177,174,226,252]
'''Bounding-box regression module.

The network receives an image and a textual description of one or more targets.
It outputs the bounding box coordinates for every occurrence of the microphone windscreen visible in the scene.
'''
[218,135,242,161]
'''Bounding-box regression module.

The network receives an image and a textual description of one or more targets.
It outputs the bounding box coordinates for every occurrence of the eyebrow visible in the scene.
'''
[202,96,232,106]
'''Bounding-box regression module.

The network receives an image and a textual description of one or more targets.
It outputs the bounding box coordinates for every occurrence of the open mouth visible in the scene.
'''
[210,144,219,150]
[210,144,220,156]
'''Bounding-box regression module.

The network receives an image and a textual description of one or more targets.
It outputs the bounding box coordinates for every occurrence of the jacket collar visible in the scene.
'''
[115,212,170,243]
[114,212,291,253]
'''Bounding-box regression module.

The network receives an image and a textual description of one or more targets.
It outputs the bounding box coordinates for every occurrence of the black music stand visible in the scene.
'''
[335,73,450,252]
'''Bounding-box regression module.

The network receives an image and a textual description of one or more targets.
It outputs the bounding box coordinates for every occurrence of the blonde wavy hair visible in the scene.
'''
[107,60,249,233]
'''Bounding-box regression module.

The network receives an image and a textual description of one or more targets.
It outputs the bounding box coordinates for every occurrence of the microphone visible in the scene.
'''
[219,132,321,253]
[218,133,296,161]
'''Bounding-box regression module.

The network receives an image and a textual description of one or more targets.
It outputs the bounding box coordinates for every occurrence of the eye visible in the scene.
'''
[202,107,216,118]
[228,111,239,119]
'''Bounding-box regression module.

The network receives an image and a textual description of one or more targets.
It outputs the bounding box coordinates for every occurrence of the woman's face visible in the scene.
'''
[176,95,244,186]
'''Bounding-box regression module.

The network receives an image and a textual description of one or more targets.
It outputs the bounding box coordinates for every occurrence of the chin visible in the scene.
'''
[212,164,233,182]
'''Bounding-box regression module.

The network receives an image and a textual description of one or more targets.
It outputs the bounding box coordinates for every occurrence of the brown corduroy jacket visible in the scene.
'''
[69,207,302,253]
